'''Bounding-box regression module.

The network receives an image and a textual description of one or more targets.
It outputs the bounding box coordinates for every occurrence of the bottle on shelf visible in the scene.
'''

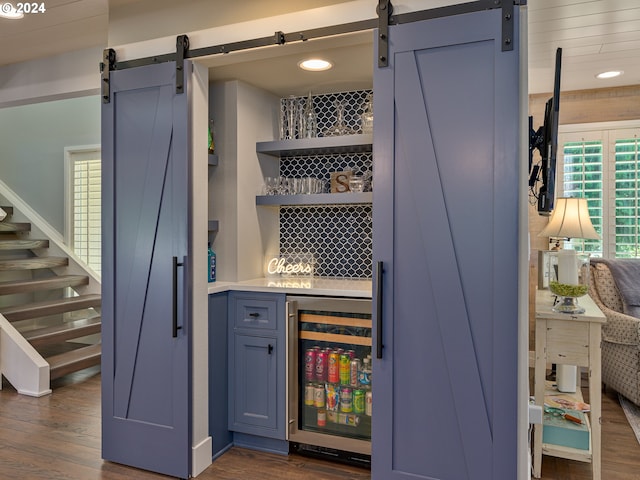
[208,119,215,154]
[303,91,317,138]
[360,92,374,135]
[208,242,216,282]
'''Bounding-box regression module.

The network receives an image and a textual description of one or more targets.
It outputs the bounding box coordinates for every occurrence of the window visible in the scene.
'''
[65,147,101,275]
[558,123,640,259]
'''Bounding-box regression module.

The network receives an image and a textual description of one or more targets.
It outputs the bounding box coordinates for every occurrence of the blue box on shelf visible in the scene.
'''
[542,409,589,450]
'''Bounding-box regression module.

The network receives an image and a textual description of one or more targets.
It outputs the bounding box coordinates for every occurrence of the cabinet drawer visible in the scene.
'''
[234,295,279,330]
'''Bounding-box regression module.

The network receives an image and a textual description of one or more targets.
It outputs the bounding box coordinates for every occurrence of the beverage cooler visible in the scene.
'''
[286,296,372,466]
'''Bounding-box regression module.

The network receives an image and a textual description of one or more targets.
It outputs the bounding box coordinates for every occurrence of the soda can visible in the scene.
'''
[327,410,338,423]
[365,390,372,416]
[340,386,353,412]
[339,353,351,385]
[305,349,316,382]
[305,383,315,406]
[346,349,356,359]
[325,383,339,411]
[353,388,366,414]
[328,351,340,383]
[350,358,360,387]
[317,409,326,427]
[337,413,360,427]
[315,350,328,383]
[314,384,325,408]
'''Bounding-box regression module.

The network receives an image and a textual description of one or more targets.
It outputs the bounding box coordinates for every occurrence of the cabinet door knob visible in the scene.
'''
[248,312,260,318]
[268,344,274,355]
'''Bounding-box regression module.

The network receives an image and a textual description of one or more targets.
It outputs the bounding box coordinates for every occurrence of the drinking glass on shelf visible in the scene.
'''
[286,96,298,139]
[280,177,296,195]
[263,177,279,195]
[363,171,373,192]
[349,175,365,193]
[278,104,286,140]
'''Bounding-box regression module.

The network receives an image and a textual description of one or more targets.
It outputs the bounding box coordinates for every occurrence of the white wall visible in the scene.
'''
[0,47,101,108]
[0,95,101,234]
[209,80,280,282]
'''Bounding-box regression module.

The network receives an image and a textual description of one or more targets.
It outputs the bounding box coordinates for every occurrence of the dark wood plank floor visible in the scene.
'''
[0,369,369,480]
[1,368,639,479]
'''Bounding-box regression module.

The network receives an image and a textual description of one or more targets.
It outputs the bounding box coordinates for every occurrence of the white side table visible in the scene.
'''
[532,290,606,480]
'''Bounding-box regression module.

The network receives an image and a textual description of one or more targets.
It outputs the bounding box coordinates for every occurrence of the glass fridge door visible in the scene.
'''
[298,309,372,441]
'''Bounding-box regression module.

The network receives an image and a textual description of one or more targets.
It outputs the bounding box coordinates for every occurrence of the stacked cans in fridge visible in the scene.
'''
[304,346,372,429]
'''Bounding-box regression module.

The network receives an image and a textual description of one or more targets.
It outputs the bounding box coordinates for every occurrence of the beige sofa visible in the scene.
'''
[589,260,640,406]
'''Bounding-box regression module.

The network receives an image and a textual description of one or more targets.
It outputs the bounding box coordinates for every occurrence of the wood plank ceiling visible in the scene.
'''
[0,0,638,94]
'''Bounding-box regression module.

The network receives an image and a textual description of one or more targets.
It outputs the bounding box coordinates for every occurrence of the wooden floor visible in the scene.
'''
[1,369,639,479]
[0,369,369,480]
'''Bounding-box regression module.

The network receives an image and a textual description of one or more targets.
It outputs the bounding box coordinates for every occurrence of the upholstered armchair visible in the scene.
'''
[589,261,640,406]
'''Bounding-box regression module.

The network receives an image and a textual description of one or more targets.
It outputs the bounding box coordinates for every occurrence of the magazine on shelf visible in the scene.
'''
[543,380,590,412]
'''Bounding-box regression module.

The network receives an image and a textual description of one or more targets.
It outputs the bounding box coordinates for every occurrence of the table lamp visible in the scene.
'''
[539,196,599,313]
[538,197,600,392]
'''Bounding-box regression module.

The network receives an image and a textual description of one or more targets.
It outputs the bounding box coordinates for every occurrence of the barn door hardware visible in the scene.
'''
[501,0,514,51]
[377,0,393,67]
[100,48,116,104]
[176,35,189,94]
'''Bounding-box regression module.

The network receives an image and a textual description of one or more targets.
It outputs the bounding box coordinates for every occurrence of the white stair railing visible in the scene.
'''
[0,313,51,397]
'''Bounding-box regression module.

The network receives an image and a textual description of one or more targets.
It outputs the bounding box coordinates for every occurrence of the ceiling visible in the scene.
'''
[0,0,639,95]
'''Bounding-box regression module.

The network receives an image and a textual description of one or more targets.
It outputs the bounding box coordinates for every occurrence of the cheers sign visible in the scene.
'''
[266,256,314,276]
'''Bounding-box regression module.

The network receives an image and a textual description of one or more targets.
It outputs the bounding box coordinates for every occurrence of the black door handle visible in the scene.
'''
[375,260,384,358]
[172,256,184,338]
[248,312,260,318]
[268,344,273,355]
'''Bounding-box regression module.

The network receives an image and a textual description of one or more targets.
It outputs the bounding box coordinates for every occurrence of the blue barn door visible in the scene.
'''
[372,7,521,480]
[101,61,191,478]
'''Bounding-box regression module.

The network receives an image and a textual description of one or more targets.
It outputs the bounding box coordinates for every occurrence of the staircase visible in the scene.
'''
[0,206,101,386]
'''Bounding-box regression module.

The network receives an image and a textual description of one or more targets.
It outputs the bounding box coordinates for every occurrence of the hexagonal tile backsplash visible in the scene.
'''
[277,90,373,279]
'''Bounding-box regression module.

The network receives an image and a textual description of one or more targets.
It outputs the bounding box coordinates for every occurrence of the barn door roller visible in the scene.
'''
[101,48,116,104]
[377,0,392,67]
[176,35,189,94]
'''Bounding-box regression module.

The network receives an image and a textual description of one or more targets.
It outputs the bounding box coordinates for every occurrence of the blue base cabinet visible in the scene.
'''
[208,293,233,459]
[228,292,286,441]
[231,334,279,431]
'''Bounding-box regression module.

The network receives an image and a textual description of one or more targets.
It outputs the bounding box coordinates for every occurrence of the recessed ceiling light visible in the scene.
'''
[0,3,24,19]
[596,70,623,79]
[298,59,332,72]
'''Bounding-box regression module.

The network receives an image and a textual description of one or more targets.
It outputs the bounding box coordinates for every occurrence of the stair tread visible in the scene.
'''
[1,294,101,322]
[0,222,30,232]
[0,275,89,295]
[0,239,49,250]
[24,317,101,347]
[48,344,101,380]
[0,256,68,271]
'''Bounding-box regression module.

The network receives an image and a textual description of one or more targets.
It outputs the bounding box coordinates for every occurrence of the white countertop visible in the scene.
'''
[207,277,372,298]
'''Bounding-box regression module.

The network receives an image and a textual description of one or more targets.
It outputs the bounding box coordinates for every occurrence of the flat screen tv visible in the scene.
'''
[529,47,562,215]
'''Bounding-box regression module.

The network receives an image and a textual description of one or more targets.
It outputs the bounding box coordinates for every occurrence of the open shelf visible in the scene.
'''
[256,192,372,206]
[256,134,372,157]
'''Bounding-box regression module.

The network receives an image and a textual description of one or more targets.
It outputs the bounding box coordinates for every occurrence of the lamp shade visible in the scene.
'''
[538,197,600,240]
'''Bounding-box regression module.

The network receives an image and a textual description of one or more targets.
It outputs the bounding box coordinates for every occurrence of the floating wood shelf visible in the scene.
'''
[256,192,372,206]
[256,134,372,157]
